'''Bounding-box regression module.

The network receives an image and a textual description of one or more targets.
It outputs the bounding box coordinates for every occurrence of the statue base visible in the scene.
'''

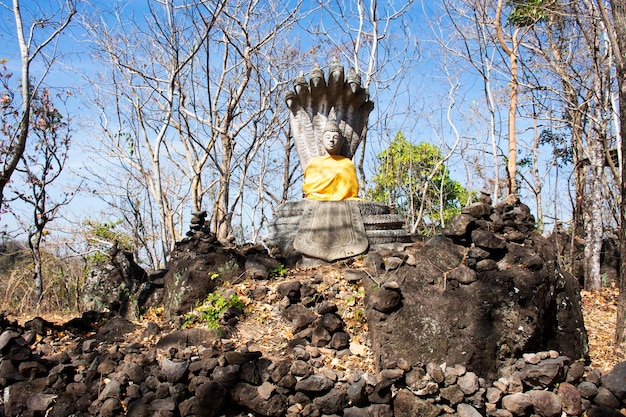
[266,200,411,262]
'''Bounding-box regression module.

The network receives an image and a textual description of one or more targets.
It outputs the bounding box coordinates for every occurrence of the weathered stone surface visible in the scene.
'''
[442,214,475,238]
[521,358,565,388]
[528,390,562,417]
[458,372,480,395]
[393,389,440,417]
[223,350,262,365]
[367,288,402,313]
[278,280,302,301]
[447,265,478,284]
[467,202,494,219]
[293,201,369,261]
[296,373,334,392]
[0,330,20,352]
[159,359,189,383]
[313,388,348,415]
[100,397,123,416]
[282,304,317,332]
[557,382,582,416]
[82,247,156,319]
[156,328,218,349]
[344,404,393,417]
[364,199,588,380]
[601,361,626,400]
[231,382,288,417]
[586,406,625,417]
[502,392,533,415]
[162,237,246,316]
[578,381,599,398]
[471,229,506,250]
[566,360,586,383]
[440,385,465,405]
[330,331,350,350]
[383,256,404,271]
[486,387,502,404]
[457,403,483,417]
[245,253,281,280]
[426,362,445,383]
[593,386,620,408]
[4,378,54,416]
[311,325,332,347]
[95,316,138,342]
[98,379,122,400]
[320,313,343,332]
[210,364,239,388]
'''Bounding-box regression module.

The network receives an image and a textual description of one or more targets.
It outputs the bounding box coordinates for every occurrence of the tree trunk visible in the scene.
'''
[507,41,519,196]
[609,0,626,361]
[495,0,520,197]
[28,231,44,304]
[0,0,31,208]
[215,134,234,242]
[584,135,605,290]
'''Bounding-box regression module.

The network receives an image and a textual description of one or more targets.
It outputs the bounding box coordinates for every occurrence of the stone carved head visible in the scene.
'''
[321,118,343,155]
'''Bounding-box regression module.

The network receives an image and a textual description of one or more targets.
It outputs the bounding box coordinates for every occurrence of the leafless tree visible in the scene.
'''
[0,0,75,211]
[80,0,304,263]
[302,0,418,189]
[599,0,626,360]
[4,87,74,303]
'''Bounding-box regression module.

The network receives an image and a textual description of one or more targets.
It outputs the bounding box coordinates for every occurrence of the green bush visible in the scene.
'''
[183,291,247,330]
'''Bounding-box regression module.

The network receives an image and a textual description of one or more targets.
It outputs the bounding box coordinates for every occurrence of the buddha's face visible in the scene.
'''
[322,130,342,155]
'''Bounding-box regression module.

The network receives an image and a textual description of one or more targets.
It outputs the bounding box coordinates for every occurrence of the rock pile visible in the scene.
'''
[363,193,589,380]
[0,308,625,417]
[1,194,619,416]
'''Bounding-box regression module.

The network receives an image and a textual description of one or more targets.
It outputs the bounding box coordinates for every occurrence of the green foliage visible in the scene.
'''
[368,132,472,234]
[83,219,135,264]
[355,309,365,321]
[183,291,247,330]
[507,0,555,27]
[268,263,287,279]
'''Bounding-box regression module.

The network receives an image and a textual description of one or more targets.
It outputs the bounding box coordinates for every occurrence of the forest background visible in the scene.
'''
[2,0,626,361]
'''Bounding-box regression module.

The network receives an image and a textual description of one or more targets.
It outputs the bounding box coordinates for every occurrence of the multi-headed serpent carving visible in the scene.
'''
[285,63,375,170]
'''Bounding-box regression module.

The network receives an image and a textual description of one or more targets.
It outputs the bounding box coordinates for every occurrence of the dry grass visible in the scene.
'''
[0,251,84,318]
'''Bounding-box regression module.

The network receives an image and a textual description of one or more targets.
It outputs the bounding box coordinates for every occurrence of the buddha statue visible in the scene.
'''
[266,63,410,263]
[302,120,360,201]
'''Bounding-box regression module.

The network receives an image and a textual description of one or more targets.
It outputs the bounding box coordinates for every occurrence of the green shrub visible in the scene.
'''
[183,291,247,330]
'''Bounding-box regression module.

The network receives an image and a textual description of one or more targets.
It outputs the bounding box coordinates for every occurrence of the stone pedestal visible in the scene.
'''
[266,200,411,262]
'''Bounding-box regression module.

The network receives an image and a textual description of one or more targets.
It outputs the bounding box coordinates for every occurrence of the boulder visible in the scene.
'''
[161,233,245,316]
[82,245,160,319]
[364,198,589,381]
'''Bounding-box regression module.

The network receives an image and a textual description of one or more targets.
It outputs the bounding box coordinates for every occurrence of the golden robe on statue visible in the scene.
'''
[302,155,359,201]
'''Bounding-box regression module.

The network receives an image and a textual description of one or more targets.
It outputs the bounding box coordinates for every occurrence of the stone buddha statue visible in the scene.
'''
[266,63,410,263]
[302,119,360,201]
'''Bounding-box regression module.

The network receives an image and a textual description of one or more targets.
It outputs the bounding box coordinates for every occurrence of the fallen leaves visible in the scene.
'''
[581,283,620,372]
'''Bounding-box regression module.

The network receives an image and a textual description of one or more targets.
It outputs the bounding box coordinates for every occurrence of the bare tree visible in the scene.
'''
[439,0,505,200]
[10,89,73,303]
[81,0,223,264]
[0,0,75,210]
[526,0,617,290]
[81,0,304,261]
[303,0,418,189]
[599,0,626,360]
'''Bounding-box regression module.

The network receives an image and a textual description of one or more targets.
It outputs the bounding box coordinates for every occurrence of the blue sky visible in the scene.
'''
[0,0,577,247]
